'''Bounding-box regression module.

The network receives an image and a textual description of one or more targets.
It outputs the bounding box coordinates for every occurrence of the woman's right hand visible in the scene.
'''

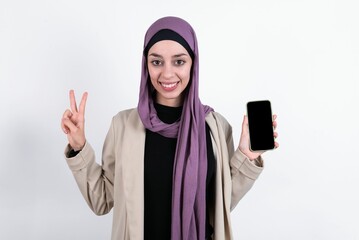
[61,90,88,151]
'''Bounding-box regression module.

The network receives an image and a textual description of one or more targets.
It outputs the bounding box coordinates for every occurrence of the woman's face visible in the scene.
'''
[147,40,192,107]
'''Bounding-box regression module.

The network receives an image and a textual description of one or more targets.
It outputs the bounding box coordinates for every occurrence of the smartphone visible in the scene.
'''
[246,100,275,151]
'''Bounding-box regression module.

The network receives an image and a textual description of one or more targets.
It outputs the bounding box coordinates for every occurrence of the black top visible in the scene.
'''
[144,103,216,239]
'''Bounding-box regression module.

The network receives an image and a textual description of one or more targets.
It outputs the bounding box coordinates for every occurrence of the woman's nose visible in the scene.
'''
[162,63,175,79]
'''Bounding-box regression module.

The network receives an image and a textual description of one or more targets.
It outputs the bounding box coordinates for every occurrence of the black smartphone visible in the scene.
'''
[246,100,275,151]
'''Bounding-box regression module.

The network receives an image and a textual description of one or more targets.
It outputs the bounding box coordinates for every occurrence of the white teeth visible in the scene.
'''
[161,82,177,88]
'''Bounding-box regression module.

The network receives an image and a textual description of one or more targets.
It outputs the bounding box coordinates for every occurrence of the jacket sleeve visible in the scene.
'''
[64,118,116,216]
[229,149,263,211]
[220,115,264,211]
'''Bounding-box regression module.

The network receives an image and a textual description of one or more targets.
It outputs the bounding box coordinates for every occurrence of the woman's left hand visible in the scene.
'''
[238,115,279,160]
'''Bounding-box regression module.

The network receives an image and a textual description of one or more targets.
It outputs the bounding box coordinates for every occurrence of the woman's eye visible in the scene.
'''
[151,60,162,66]
[175,60,185,65]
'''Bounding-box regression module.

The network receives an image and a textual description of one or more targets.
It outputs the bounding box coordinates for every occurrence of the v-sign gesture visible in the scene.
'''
[61,90,88,151]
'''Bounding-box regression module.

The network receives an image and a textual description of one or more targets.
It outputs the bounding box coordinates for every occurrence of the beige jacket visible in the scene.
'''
[65,109,263,240]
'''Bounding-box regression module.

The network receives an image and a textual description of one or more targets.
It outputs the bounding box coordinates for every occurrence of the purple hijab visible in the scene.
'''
[137,16,213,239]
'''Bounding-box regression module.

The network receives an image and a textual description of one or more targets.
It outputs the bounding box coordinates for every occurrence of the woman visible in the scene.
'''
[61,16,278,240]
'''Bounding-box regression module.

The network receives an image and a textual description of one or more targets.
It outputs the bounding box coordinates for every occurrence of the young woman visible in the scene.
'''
[61,16,278,240]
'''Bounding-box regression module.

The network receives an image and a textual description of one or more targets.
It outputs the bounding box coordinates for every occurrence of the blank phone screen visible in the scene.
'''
[247,100,275,151]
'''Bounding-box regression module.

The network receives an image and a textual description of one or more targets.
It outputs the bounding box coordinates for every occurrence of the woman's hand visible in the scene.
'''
[238,115,279,160]
[61,90,88,151]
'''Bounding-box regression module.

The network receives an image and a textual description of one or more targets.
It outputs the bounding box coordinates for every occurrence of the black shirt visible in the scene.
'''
[144,103,215,239]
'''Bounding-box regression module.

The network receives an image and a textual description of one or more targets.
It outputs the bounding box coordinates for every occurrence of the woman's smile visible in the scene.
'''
[159,81,180,91]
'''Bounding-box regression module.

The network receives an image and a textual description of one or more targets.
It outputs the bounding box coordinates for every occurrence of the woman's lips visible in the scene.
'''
[159,81,179,91]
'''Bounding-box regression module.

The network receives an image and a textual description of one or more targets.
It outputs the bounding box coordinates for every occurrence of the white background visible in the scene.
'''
[1,0,358,239]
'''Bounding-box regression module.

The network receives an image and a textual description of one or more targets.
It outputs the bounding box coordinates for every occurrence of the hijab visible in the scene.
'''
[137,16,213,240]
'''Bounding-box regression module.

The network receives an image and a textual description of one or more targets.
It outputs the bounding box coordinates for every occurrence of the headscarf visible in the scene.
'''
[137,16,213,240]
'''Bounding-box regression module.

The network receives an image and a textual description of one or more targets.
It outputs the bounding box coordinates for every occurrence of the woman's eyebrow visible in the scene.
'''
[148,53,162,58]
[173,53,188,58]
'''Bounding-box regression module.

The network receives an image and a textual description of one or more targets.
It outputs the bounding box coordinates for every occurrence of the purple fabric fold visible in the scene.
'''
[137,16,213,239]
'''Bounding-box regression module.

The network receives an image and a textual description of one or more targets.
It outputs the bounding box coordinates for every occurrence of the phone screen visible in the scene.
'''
[247,100,275,151]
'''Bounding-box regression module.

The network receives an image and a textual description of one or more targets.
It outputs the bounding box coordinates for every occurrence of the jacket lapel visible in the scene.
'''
[122,109,145,240]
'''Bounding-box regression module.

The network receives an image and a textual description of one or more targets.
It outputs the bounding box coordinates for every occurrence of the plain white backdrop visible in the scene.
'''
[1,0,358,239]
